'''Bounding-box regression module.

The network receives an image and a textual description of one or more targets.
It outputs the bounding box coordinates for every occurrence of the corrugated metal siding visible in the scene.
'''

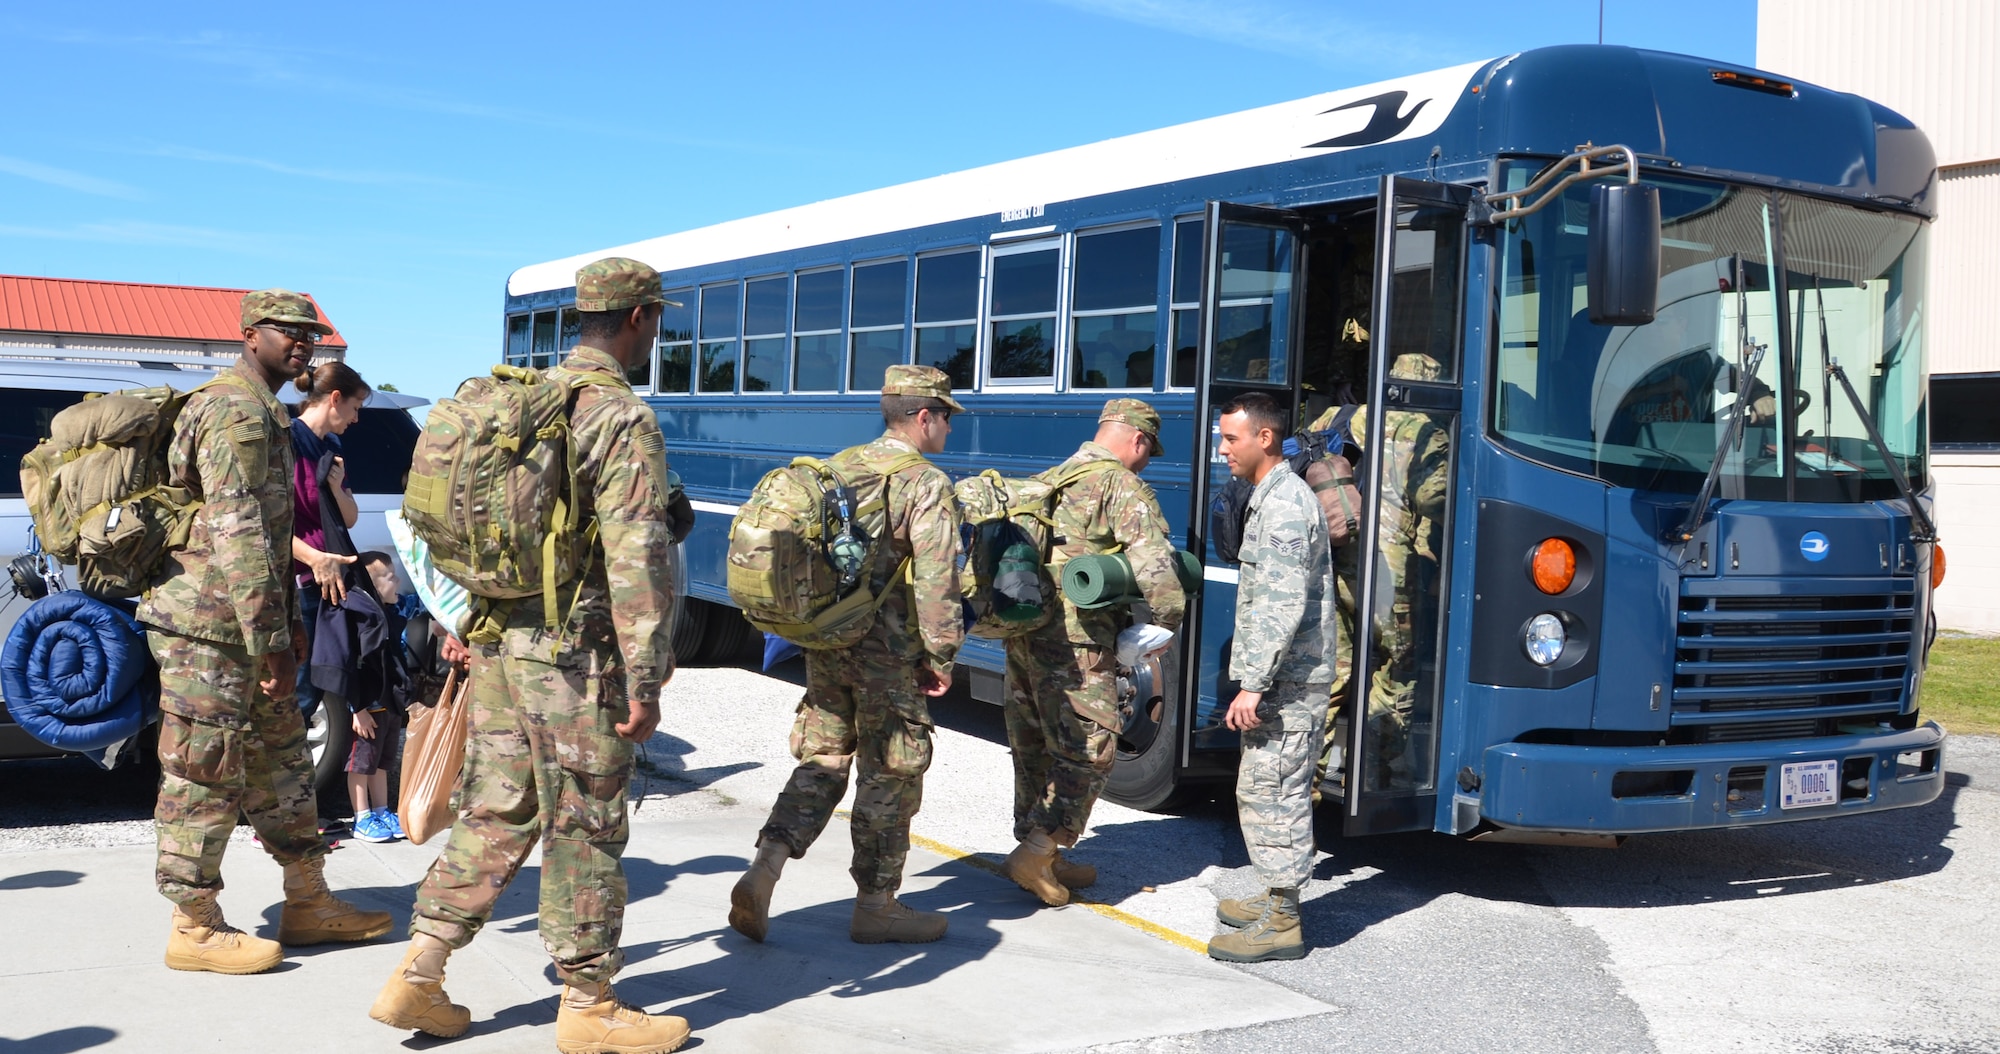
[1758,0,1999,168]
[1930,162,2000,376]
[0,274,347,349]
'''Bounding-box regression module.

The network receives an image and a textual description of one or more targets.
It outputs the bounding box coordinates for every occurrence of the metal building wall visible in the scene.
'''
[1757,0,1997,168]
[1758,0,2000,632]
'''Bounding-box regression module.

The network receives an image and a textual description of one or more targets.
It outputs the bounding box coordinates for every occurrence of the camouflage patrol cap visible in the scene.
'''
[1100,397,1164,456]
[574,257,681,312]
[240,289,334,335]
[882,364,967,413]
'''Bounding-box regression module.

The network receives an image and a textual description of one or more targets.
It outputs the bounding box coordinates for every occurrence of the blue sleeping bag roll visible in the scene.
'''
[2,591,159,760]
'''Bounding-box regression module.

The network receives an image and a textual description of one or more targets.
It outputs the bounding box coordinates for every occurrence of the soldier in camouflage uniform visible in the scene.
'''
[370,259,690,1054]
[1309,352,1450,797]
[1001,399,1185,906]
[729,364,966,946]
[1208,392,1337,964]
[140,289,394,976]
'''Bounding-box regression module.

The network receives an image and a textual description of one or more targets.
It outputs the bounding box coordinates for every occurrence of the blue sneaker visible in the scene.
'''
[380,808,406,841]
[351,810,394,843]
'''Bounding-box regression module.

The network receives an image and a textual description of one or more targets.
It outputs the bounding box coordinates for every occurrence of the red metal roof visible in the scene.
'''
[0,274,348,349]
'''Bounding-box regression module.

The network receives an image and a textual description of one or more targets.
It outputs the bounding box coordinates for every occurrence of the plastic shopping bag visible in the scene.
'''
[397,663,470,845]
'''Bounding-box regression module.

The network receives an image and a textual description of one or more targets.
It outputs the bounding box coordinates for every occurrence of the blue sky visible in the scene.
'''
[0,1,1754,401]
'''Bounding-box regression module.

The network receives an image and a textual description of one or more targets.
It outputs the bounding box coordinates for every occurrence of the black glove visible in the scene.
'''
[666,487,697,544]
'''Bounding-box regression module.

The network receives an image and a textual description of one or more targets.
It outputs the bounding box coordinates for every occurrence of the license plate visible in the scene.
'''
[1780,759,1840,809]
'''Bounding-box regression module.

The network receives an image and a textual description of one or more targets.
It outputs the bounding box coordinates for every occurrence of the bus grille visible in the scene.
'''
[1673,579,1914,735]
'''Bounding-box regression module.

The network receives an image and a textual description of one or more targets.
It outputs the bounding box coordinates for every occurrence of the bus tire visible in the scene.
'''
[1106,644,1189,812]
[671,595,710,667]
[697,604,762,665]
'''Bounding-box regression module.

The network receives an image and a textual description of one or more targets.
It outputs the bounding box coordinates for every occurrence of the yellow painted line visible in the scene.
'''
[834,810,1212,956]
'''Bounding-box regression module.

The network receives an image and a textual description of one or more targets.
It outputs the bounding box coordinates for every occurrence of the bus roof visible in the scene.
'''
[507,58,1492,297]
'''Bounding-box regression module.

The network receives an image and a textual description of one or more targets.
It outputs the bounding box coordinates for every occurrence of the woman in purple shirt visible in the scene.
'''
[291,361,370,715]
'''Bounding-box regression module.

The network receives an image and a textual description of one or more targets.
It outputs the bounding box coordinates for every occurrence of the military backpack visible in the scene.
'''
[953,458,1118,639]
[17,372,260,600]
[726,448,928,649]
[399,364,626,636]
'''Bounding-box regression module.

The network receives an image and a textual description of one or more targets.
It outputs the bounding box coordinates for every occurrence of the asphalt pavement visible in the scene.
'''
[1,660,1995,1053]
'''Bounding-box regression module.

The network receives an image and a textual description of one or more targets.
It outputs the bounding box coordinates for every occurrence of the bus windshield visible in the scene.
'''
[1492,170,1928,500]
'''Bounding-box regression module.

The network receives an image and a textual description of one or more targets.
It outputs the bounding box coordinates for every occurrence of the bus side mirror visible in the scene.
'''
[1587,183,1660,326]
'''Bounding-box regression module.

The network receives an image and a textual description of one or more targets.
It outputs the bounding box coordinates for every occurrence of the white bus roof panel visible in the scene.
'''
[508,59,1491,298]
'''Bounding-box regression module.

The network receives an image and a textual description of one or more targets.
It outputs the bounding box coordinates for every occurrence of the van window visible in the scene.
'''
[0,388,89,499]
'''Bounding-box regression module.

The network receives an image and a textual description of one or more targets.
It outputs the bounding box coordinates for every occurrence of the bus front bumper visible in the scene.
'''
[1473,721,1946,834]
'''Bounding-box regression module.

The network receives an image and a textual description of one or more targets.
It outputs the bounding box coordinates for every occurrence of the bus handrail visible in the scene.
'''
[1482,143,1641,222]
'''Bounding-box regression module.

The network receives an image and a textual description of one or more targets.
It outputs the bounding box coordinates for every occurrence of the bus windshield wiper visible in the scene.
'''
[1671,257,1765,543]
[1823,356,1937,544]
[1805,274,1935,543]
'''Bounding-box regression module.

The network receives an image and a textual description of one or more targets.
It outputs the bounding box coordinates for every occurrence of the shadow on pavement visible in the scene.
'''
[0,869,85,890]
[1275,764,1970,952]
[618,866,1031,1031]
[0,1026,118,1054]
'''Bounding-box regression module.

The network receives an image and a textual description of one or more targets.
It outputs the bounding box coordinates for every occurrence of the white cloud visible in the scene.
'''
[0,220,269,255]
[1048,0,1443,68]
[0,155,145,200]
[139,144,471,188]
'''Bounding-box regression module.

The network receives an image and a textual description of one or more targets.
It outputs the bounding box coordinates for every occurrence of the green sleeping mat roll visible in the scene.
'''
[1061,550,1203,609]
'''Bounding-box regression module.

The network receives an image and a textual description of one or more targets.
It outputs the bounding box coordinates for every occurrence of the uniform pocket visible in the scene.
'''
[159,715,240,785]
[880,718,933,780]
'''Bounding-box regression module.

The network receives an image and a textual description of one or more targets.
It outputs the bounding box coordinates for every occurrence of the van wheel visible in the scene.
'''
[306,697,354,818]
[1106,644,1189,811]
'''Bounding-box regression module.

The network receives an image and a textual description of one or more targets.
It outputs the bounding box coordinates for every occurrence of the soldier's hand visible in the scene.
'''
[439,634,471,666]
[616,694,661,743]
[666,488,697,544]
[919,667,952,698]
[1224,689,1264,731]
[263,648,298,704]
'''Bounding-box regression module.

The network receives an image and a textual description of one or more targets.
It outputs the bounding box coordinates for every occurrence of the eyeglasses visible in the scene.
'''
[256,322,321,345]
[903,406,951,423]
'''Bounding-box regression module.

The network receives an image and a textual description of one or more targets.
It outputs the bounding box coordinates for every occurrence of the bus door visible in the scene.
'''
[1182,202,1310,773]
[1343,176,1470,835]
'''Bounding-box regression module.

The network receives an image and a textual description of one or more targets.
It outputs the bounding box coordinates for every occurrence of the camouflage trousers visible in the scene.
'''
[1318,546,1421,796]
[410,641,634,985]
[1237,681,1329,890]
[1002,625,1117,845]
[757,644,934,896]
[150,632,325,905]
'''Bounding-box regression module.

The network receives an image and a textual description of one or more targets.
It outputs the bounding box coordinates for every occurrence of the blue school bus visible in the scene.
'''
[503,45,1947,839]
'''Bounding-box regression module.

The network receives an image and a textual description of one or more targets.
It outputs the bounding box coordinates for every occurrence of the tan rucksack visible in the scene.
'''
[953,458,1117,638]
[16,373,255,599]
[726,448,926,649]
[399,364,626,635]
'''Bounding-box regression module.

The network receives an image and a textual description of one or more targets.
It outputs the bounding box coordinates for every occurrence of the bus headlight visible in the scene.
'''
[1524,613,1566,666]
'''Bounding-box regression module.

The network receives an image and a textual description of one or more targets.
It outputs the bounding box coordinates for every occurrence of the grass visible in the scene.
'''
[1922,634,2000,737]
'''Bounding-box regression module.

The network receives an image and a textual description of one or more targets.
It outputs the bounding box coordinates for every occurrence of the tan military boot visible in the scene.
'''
[1214,891,1274,929]
[278,855,395,945]
[850,891,948,944]
[1004,829,1070,906]
[1206,888,1305,963]
[1051,848,1097,890]
[554,980,690,1054]
[369,933,472,1038]
[727,840,788,943]
[164,895,283,975]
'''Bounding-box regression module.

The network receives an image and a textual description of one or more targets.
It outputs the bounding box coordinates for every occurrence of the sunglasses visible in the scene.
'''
[903,406,951,423]
[256,322,322,345]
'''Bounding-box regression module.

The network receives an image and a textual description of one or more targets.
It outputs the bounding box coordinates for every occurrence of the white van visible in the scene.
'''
[0,350,426,806]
